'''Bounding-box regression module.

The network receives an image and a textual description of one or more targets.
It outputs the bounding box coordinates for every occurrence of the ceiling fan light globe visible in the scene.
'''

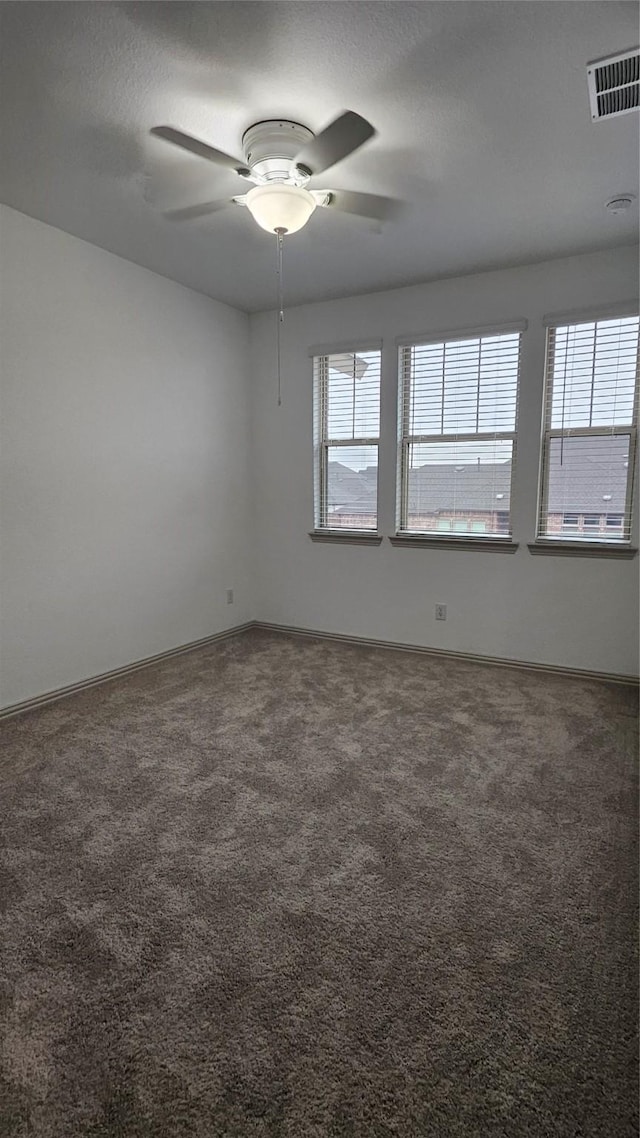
[246,184,316,235]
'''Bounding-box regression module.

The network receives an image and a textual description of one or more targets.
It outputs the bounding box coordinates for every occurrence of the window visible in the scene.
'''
[537,315,639,544]
[313,348,381,531]
[397,326,523,537]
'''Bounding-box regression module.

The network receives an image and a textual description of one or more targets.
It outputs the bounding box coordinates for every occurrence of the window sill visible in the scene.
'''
[390,534,518,553]
[528,541,638,559]
[309,530,383,546]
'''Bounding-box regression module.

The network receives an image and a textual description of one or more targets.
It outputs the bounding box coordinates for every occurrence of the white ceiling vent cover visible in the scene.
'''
[587,48,639,120]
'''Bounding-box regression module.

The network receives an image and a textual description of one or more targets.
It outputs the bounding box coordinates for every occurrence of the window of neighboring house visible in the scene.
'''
[537,314,639,544]
[313,348,381,531]
[397,326,523,538]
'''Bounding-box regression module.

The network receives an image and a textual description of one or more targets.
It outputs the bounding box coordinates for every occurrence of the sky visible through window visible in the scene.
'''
[328,321,638,473]
[326,351,380,470]
[328,336,521,472]
[550,317,638,429]
[405,333,519,467]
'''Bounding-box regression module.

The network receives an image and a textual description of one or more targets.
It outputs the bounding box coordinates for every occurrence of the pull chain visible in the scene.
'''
[275,228,285,406]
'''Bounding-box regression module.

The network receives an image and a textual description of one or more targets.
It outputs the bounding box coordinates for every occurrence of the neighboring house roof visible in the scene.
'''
[326,464,373,509]
[329,436,629,516]
[546,435,628,514]
[407,462,512,513]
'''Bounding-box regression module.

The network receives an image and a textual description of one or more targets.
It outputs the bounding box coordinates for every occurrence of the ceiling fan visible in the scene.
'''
[149,111,400,234]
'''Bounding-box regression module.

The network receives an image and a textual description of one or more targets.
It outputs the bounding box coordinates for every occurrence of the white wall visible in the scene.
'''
[2,217,637,707]
[0,205,253,709]
[250,246,640,678]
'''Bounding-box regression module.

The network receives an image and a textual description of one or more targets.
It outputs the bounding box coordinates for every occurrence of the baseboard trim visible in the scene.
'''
[253,622,640,687]
[2,617,637,720]
[0,622,255,721]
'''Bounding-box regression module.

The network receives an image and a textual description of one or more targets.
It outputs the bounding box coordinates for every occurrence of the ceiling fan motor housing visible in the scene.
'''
[242,120,314,184]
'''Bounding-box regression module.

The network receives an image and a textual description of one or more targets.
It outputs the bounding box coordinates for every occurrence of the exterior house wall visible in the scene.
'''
[547,512,624,536]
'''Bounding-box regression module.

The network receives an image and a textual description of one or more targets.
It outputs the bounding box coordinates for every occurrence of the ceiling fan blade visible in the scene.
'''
[317,189,403,222]
[150,126,249,176]
[162,198,234,221]
[294,111,375,176]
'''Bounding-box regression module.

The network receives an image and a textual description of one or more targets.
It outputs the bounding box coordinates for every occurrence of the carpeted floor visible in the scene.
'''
[0,628,637,1137]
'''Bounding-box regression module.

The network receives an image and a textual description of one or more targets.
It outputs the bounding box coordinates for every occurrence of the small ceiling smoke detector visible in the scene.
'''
[605,195,636,214]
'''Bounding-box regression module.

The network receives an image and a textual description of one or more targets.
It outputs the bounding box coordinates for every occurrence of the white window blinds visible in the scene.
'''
[398,329,522,537]
[537,315,639,543]
[313,349,381,531]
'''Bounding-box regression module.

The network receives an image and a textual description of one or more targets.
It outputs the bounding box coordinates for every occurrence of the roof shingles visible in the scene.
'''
[328,435,628,517]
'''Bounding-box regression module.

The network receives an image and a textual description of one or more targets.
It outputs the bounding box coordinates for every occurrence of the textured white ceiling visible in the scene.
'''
[0,1,637,312]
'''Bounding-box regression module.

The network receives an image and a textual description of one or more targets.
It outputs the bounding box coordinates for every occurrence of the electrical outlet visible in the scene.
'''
[435,604,447,621]
[226,589,234,605]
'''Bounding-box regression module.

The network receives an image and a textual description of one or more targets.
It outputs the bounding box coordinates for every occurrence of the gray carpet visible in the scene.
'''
[0,628,637,1137]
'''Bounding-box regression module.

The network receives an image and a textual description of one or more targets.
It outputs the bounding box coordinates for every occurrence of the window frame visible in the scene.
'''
[535,311,639,549]
[396,322,525,544]
[311,345,382,539]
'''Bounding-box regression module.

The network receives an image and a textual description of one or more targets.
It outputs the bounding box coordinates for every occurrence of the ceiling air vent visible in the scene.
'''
[587,48,639,120]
